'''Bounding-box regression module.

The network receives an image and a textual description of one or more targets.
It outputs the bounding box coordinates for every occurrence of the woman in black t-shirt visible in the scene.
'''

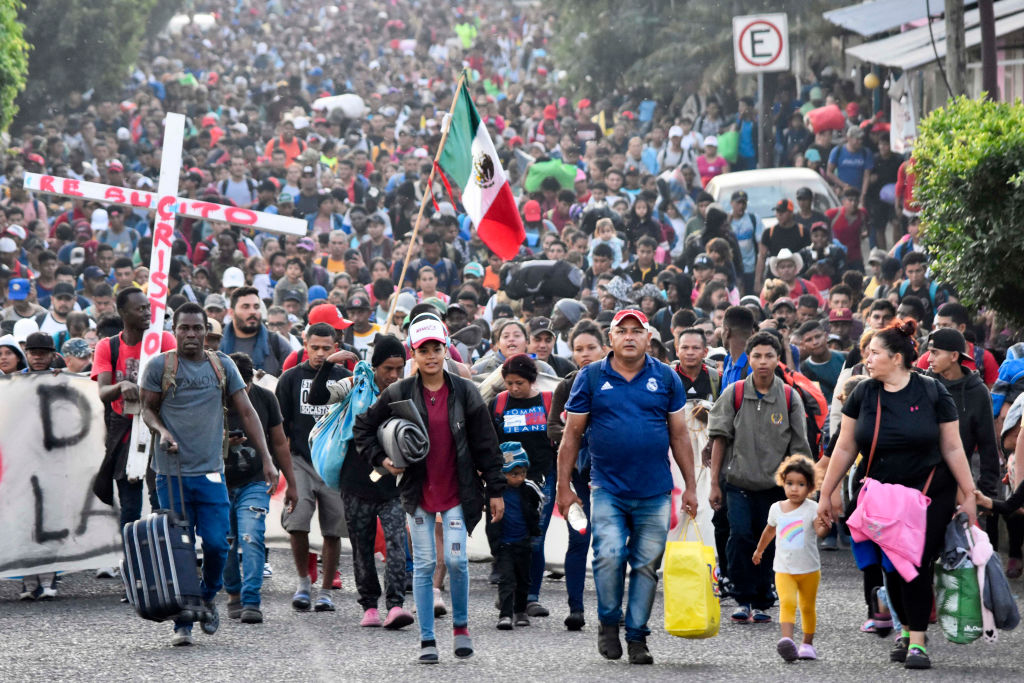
[818,319,978,671]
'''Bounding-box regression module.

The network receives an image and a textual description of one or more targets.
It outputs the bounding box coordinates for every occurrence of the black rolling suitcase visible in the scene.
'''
[120,453,210,625]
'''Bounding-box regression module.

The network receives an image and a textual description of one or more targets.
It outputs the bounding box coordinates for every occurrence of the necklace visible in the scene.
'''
[425,386,443,405]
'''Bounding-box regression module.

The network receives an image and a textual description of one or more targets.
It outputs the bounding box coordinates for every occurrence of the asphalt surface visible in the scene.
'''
[1,547,1022,682]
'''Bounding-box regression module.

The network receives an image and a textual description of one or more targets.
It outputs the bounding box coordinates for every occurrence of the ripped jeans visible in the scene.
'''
[407,505,468,642]
[222,481,271,608]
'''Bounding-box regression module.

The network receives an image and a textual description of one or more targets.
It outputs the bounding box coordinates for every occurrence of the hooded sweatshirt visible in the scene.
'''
[928,369,1000,495]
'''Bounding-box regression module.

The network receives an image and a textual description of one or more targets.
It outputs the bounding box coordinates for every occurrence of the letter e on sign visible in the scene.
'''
[732,14,789,74]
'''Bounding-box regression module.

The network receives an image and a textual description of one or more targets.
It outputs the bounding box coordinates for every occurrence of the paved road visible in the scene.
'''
[1,548,1021,681]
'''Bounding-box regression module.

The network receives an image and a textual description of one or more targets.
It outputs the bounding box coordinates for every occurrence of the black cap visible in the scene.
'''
[929,328,972,364]
[730,190,748,202]
[24,332,56,351]
[795,187,813,200]
[52,282,77,299]
[528,317,554,338]
[346,293,371,310]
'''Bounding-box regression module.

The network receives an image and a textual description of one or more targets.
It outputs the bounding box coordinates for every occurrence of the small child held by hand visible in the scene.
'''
[753,455,831,662]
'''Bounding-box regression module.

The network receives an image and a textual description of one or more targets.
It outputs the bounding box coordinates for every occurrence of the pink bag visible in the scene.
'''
[845,393,935,582]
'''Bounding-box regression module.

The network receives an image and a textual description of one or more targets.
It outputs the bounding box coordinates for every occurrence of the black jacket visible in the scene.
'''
[352,370,505,533]
[929,370,1000,495]
[486,480,543,547]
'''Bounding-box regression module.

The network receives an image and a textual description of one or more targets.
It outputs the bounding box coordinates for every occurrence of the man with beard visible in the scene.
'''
[219,286,292,377]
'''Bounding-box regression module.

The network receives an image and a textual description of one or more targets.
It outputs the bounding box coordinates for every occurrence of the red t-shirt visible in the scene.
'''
[826,206,868,263]
[91,331,177,415]
[419,382,460,513]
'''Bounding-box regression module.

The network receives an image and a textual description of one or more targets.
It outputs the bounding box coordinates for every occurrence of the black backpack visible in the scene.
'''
[500,259,584,300]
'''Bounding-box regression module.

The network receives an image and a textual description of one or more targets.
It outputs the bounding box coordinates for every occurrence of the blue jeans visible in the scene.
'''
[528,467,556,602]
[222,482,270,608]
[155,473,231,627]
[564,468,592,612]
[408,505,469,641]
[591,487,670,642]
[725,483,782,610]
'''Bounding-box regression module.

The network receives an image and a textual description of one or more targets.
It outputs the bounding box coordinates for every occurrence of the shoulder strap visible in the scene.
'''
[898,280,909,297]
[161,350,179,395]
[928,281,938,306]
[706,364,721,399]
[219,179,228,195]
[494,390,509,418]
[541,390,552,416]
[863,390,882,478]
[784,384,792,412]
[204,350,228,395]
[733,380,744,412]
[109,333,121,374]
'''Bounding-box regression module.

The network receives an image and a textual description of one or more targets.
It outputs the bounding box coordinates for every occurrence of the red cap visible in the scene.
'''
[610,309,650,330]
[577,98,591,110]
[25,153,45,165]
[107,159,124,172]
[201,114,217,128]
[537,66,548,76]
[308,303,352,330]
[508,136,523,147]
[543,104,557,120]
[207,72,219,86]
[523,200,541,221]
[846,102,860,117]
[620,110,635,120]
[829,307,853,323]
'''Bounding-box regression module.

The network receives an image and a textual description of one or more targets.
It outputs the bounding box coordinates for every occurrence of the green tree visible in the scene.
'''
[14,0,181,124]
[550,0,846,99]
[914,96,1024,326]
[0,0,30,133]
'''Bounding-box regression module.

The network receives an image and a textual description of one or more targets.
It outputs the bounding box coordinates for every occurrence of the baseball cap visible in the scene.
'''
[528,317,554,338]
[206,319,223,337]
[8,278,29,300]
[107,159,124,172]
[730,190,748,202]
[523,200,542,222]
[0,237,16,253]
[392,291,417,316]
[13,317,38,342]
[692,253,713,269]
[52,282,76,299]
[610,308,650,330]
[24,331,56,351]
[795,187,814,200]
[771,297,796,312]
[867,247,888,265]
[277,192,294,204]
[577,98,591,110]
[828,307,853,323]
[308,303,353,330]
[774,198,795,213]
[668,125,683,138]
[83,265,105,280]
[804,149,822,163]
[4,225,26,241]
[463,262,485,279]
[703,135,718,148]
[302,165,316,175]
[70,246,86,265]
[346,293,371,310]
[929,328,972,364]
[296,237,317,252]
[222,267,245,289]
[408,314,448,349]
[500,441,530,473]
[810,221,830,234]
[61,338,92,359]
[204,293,228,311]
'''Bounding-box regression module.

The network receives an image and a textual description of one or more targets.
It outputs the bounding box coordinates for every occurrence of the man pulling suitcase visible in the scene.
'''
[132,303,293,646]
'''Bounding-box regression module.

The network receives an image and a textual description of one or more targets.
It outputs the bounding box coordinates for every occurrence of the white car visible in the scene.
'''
[705,168,839,229]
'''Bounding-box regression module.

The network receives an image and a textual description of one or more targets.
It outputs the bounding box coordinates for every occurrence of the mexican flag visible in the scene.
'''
[438,87,525,259]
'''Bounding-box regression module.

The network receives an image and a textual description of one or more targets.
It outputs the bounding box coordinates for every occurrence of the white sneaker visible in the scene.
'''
[38,586,57,600]
[263,562,273,578]
[95,567,118,579]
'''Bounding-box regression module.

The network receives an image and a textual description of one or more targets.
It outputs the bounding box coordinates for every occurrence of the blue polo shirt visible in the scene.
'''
[565,354,685,498]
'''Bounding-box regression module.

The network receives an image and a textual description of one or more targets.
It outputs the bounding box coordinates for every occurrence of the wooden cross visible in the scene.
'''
[23,113,306,478]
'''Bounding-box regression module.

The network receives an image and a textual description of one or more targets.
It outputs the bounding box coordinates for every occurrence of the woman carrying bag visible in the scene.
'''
[818,319,977,671]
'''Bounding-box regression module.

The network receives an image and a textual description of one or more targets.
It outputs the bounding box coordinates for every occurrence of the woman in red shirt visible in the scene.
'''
[696,136,730,188]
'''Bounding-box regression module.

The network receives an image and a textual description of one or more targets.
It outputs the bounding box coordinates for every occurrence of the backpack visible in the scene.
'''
[778,363,828,458]
[898,280,939,308]
[767,223,804,243]
[734,379,792,413]
[493,390,553,428]
[160,349,231,458]
[219,177,257,201]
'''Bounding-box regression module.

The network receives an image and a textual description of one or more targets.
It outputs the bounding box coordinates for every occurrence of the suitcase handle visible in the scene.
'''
[162,433,191,537]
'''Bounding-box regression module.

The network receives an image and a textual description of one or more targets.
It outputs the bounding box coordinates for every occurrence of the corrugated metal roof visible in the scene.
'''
[824,0,961,37]
[846,0,1024,68]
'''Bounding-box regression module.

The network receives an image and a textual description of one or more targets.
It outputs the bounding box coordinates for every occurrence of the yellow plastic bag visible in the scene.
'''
[663,518,720,638]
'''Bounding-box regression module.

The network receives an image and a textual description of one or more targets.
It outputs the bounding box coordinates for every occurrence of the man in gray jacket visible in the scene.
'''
[708,331,810,624]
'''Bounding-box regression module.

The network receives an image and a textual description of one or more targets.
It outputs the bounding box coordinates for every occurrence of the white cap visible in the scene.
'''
[0,237,16,253]
[412,147,429,158]
[13,317,39,343]
[222,266,245,289]
[231,122,248,135]
[668,125,683,138]
[70,246,86,265]
[293,116,309,130]
[91,208,109,231]
[5,224,27,240]
[704,135,718,148]
[408,316,447,349]
[116,127,131,141]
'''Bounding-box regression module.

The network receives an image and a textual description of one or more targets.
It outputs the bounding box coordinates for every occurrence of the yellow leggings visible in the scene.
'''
[775,570,820,634]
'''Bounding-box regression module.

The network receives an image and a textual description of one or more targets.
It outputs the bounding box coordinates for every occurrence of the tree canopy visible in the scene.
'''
[0,0,30,133]
[914,96,1024,327]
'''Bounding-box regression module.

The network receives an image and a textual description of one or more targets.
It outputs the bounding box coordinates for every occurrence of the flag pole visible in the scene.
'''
[383,71,469,334]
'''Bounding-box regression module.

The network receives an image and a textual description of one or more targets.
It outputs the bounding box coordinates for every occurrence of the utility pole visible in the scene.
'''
[978,0,999,100]
[945,0,967,96]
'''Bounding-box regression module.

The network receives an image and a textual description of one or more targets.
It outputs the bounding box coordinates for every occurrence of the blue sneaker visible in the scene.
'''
[292,588,311,611]
[731,605,752,623]
[752,609,772,624]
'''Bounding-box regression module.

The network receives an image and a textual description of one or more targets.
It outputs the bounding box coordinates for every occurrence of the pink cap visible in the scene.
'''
[611,309,650,330]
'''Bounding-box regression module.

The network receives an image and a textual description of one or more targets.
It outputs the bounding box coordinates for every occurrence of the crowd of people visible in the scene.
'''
[2,0,1023,670]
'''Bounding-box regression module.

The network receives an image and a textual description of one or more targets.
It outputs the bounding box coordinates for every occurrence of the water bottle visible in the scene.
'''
[567,484,588,534]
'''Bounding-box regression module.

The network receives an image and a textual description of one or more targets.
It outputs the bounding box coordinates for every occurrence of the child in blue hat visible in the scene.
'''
[487,442,544,630]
